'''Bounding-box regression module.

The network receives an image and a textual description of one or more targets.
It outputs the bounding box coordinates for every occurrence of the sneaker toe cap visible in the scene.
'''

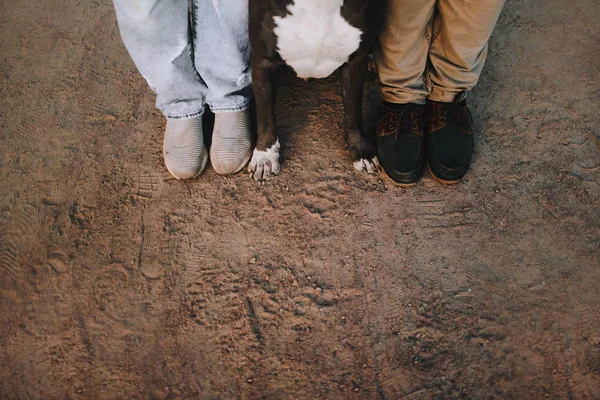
[210,137,251,174]
[210,110,253,175]
[164,147,207,179]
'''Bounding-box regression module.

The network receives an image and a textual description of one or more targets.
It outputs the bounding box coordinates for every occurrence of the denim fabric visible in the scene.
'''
[113,0,252,119]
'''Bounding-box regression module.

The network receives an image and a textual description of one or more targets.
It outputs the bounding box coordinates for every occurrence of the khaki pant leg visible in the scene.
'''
[375,0,437,105]
[427,0,506,102]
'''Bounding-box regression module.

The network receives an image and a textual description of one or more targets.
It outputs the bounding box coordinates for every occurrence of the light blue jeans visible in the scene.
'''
[113,0,251,119]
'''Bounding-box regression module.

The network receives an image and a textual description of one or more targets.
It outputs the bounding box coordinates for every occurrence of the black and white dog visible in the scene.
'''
[248,0,384,180]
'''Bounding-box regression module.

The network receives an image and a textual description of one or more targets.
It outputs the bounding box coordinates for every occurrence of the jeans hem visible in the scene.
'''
[163,108,205,120]
[209,100,250,113]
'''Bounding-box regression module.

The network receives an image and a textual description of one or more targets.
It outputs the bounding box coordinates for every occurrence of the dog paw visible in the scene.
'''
[248,140,281,181]
[353,156,380,174]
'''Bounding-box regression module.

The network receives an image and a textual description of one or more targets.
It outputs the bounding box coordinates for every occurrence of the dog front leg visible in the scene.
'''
[340,53,379,173]
[248,56,281,181]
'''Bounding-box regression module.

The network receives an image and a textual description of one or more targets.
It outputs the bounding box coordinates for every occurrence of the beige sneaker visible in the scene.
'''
[209,109,252,175]
[163,117,208,179]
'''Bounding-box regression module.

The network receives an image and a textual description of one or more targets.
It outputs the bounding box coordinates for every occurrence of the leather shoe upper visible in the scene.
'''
[375,102,426,185]
[426,96,474,183]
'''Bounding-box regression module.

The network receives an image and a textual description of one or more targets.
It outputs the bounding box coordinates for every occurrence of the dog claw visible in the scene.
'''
[353,156,380,174]
[248,140,281,182]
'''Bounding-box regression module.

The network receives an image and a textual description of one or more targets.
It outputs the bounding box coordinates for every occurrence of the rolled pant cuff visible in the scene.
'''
[428,86,467,103]
[381,91,427,105]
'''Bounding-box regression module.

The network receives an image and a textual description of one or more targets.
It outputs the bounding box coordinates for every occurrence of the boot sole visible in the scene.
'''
[380,168,420,187]
[427,162,463,185]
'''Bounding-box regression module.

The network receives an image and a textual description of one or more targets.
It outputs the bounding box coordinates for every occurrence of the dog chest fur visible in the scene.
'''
[273,0,363,79]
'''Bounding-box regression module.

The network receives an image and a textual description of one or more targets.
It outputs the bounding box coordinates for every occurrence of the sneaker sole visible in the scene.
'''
[426,162,463,185]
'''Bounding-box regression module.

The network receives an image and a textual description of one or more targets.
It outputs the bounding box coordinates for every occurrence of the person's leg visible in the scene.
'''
[114,0,207,118]
[374,0,437,105]
[427,0,506,102]
[113,0,208,179]
[192,0,251,112]
[192,0,253,175]
[373,0,436,185]
[425,0,505,183]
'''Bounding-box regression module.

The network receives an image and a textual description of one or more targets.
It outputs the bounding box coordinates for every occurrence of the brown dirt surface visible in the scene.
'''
[1,0,599,398]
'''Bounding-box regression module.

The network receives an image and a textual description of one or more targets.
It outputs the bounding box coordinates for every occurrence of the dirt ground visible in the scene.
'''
[1,0,599,398]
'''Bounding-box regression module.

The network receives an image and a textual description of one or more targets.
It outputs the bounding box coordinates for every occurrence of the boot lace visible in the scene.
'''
[430,102,473,131]
[395,108,424,139]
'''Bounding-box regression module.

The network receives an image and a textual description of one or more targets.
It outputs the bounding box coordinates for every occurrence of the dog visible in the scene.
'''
[247,0,384,180]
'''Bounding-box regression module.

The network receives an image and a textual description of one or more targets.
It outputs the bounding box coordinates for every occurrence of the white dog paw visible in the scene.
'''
[353,156,380,174]
[248,140,281,181]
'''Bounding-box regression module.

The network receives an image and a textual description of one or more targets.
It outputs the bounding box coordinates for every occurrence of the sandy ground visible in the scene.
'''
[1,0,599,398]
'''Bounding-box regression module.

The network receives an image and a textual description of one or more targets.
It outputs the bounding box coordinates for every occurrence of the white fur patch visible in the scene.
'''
[248,140,281,180]
[273,0,362,79]
[353,157,380,174]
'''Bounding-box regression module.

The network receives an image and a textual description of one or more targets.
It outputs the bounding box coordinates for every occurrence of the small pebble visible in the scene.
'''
[249,257,257,264]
